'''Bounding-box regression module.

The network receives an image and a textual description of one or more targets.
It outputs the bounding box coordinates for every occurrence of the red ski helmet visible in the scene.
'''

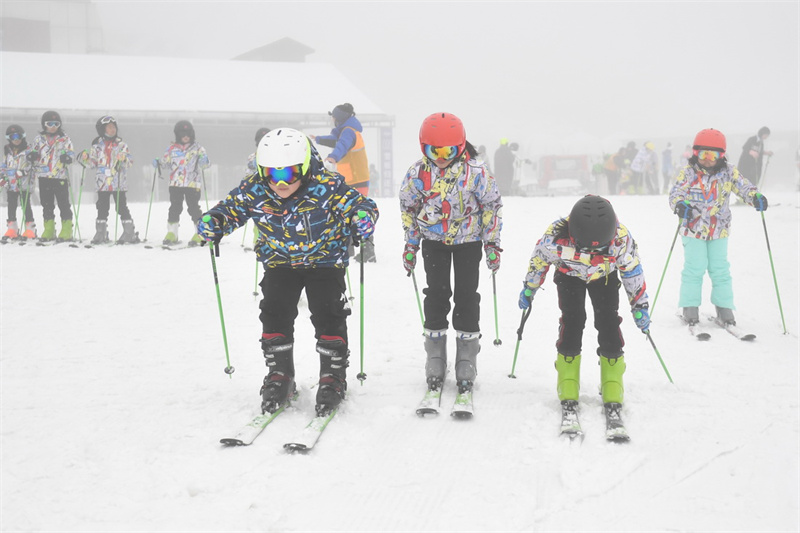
[693,128,726,152]
[419,112,466,158]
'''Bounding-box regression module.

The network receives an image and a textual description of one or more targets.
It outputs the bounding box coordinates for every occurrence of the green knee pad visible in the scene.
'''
[600,355,626,404]
[555,353,581,401]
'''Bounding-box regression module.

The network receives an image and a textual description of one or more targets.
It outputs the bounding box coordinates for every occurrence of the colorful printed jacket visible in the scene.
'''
[246,152,257,175]
[399,156,502,246]
[1,145,34,192]
[157,142,210,189]
[523,218,649,310]
[29,132,74,181]
[630,147,657,173]
[80,137,133,192]
[668,162,759,240]
[206,163,378,269]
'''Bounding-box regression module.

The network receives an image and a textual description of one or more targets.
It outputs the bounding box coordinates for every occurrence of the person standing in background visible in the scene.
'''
[661,142,674,194]
[493,138,515,196]
[737,126,773,187]
[1,125,36,241]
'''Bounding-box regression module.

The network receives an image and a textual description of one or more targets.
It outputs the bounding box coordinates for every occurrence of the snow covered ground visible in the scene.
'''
[2,192,798,532]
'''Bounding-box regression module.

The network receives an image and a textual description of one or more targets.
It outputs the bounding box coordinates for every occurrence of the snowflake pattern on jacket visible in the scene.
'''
[1,146,33,192]
[668,162,759,240]
[81,138,133,192]
[157,142,210,189]
[523,218,649,309]
[29,133,74,181]
[399,157,502,246]
[206,168,378,269]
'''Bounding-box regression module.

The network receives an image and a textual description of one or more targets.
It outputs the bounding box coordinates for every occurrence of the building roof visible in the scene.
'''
[0,51,387,119]
[234,37,315,62]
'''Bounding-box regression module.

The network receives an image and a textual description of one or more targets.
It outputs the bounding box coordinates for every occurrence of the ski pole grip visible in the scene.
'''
[525,288,532,297]
[357,210,367,219]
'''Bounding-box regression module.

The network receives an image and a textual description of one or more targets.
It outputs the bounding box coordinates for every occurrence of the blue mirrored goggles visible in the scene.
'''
[424,144,459,161]
[5,132,24,141]
[258,164,303,185]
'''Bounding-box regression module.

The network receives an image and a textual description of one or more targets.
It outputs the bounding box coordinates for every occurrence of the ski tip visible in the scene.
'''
[606,433,631,443]
[450,411,473,420]
[697,333,711,341]
[740,334,757,341]
[283,443,310,454]
[220,438,247,447]
[416,408,440,417]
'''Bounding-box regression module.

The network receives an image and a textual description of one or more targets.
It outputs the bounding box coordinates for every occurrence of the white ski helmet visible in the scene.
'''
[256,128,312,178]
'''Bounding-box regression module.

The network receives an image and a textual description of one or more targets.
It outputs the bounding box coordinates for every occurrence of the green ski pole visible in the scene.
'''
[252,257,260,298]
[650,222,680,318]
[509,306,532,378]
[410,269,425,330]
[492,272,502,346]
[761,212,787,334]
[355,211,369,384]
[203,215,234,377]
[143,165,158,242]
[643,330,674,384]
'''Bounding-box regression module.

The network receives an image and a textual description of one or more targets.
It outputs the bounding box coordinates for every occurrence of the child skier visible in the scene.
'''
[79,116,139,244]
[196,128,378,417]
[669,128,768,328]
[154,120,210,246]
[399,112,503,414]
[518,195,650,440]
[2,125,36,241]
[27,110,75,242]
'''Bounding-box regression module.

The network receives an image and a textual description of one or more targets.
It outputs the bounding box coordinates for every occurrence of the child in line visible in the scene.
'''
[2,125,36,240]
[79,116,139,244]
[197,128,378,416]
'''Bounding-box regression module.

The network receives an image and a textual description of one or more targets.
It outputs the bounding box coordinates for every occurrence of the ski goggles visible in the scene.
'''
[579,244,609,254]
[424,144,459,161]
[5,132,24,141]
[694,149,723,162]
[259,164,303,185]
[44,121,61,128]
[99,116,116,125]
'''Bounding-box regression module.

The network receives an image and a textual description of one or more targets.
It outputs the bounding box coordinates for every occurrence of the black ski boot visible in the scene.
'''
[455,331,480,393]
[260,334,296,414]
[424,329,447,391]
[315,336,349,416]
[91,219,109,245]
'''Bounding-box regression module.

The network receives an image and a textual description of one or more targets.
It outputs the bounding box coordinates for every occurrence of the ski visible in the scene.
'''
[604,403,630,442]
[283,408,337,453]
[709,317,756,341]
[560,400,584,441]
[220,399,295,447]
[416,388,442,417]
[451,390,474,419]
[687,322,711,341]
[35,239,62,247]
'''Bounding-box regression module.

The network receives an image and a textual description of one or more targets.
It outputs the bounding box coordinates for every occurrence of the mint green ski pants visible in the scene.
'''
[679,236,734,309]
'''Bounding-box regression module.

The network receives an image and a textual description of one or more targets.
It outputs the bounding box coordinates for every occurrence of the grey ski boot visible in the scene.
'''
[91,219,109,244]
[715,306,736,326]
[117,219,140,244]
[424,328,447,391]
[682,306,699,325]
[454,331,480,393]
[316,336,349,416]
[260,334,296,414]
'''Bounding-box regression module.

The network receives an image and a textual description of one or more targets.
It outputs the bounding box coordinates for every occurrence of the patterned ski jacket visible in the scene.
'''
[29,132,74,181]
[206,164,378,269]
[399,156,502,247]
[1,145,34,192]
[157,141,210,189]
[668,162,760,240]
[523,218,649,310]
[630,147,658,173]
[80,137,133,192]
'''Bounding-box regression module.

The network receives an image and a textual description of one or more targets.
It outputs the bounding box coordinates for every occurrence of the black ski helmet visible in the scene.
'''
[174,120,195,143]
[5,124,25,140]
[96,115,118,138]
[254,127,271,147]
[568,195,617,249]
[41,110,62,131]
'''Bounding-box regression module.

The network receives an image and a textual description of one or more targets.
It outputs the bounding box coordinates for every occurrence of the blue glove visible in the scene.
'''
[753,193,768,212]
[353,210,375,240]
[633,306,650,332]
[675,200,695,221]
[197,214,223,242]
[484,242,502,272]
[518,284,537,309]
[152,158,160,168]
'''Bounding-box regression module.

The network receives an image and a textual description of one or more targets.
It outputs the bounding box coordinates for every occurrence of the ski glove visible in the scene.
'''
[753,193,768,212]
[26,151,39,163]
[633,306,650,333]
[402,242,420,276]
[518,284,538,310]
[59,154,72,165]
[484,242,502,272]
[352,210,375,240]
[196,214,224,243]
[675,200,695,221]
[152,158,160,168]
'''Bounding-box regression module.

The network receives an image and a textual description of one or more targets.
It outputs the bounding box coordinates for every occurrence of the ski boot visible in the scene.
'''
[260,333,296,414]
[92,219,109,244]
[555,353,582,401]
[117,219,140,244]
[715,306,736,326]
[162,222,179,245]
[315,335,349,416]
[600,354,625,404]
[188,232,203,247]
[454,331,480,393]
[56,219,73,242]
[21,221,37,240]
[682,306,699,325]
[423,328,447,391]
[40,219,56,241]
[355,236,377,263]
[3,221,19,240]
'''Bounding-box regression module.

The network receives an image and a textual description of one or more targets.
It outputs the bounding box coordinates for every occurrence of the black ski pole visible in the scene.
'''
[355,211,368,384]
[508,307,532,378]
[203,215,234,377]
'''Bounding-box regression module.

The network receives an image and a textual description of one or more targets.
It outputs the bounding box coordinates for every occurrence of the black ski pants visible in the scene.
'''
[167,186,202,224]
[39,178,72,221]
[554,270,624,359]
[259,266,350,343]
[96,190,132,221]
[6,190,35,223]
[421,239,482,333]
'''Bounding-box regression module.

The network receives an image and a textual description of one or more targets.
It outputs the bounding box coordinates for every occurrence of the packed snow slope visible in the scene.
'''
[2,193,798,532]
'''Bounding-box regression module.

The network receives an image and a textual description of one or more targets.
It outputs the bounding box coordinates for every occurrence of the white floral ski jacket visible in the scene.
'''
[80,138,133,192]
[157,142,210,189]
